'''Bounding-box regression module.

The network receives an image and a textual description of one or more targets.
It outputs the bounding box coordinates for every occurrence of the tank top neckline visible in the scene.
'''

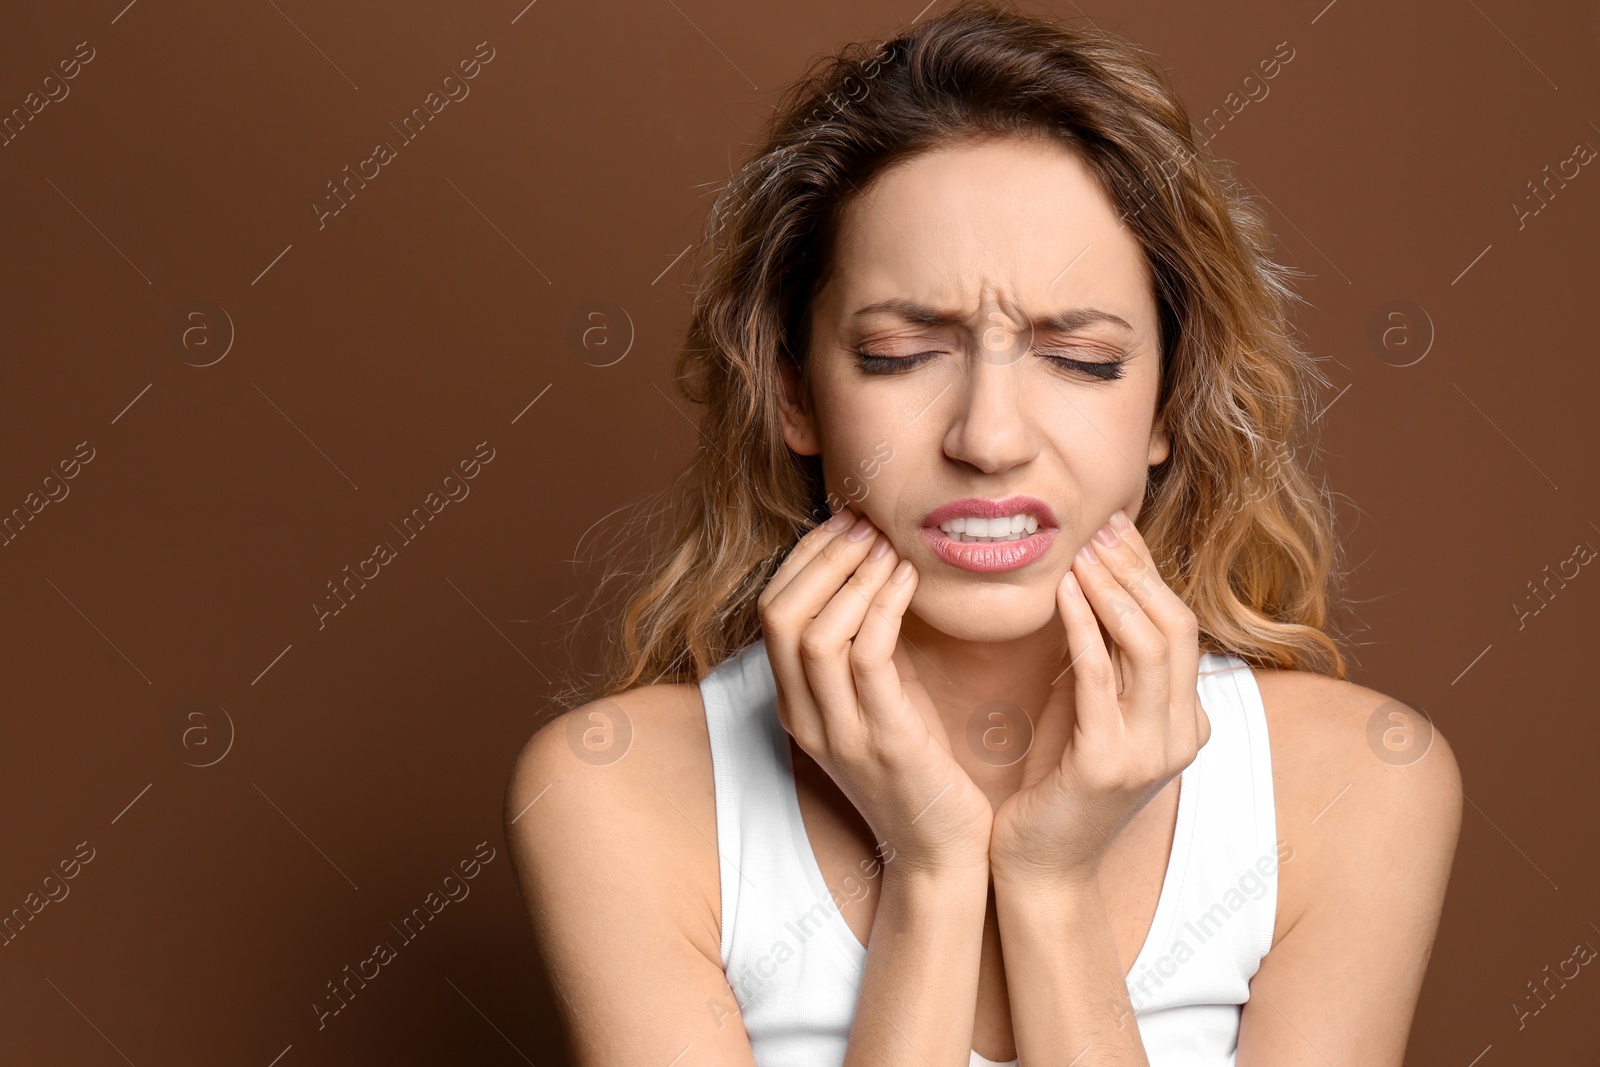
[771,662,1206,983]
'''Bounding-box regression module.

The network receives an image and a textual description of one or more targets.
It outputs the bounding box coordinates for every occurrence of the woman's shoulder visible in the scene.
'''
[1249,666,1462,815]
[505,682,714,833]
[509,682,710,775]
[1248,666,1463,941]
[504,682,723,965]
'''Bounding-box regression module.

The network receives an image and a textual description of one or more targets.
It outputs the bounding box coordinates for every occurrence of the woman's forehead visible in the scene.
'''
[823,140,1155,326]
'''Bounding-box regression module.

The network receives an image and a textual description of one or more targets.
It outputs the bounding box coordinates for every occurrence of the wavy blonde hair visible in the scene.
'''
[559,0,1349,710]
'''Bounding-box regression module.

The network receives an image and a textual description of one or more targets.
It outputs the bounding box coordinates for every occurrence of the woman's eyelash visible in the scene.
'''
[851,349,1127,381]
[1040,353,1127,380]
[851,351,933,375]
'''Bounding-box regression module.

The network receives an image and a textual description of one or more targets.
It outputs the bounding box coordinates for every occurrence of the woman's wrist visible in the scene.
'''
[991,861,1104,912]
[880,854,991,902]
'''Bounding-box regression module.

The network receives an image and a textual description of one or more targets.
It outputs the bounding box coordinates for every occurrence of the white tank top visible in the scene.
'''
[700,638,1280,1067]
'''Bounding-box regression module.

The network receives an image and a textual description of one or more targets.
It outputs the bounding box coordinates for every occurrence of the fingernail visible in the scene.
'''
[1109,508,1133,533]
[824,511,853,532]
[891,559,914,583]
[1093,523,1119,547]
[847,517,875,541]
[1077,543,1099,565]
[867,533,890,560]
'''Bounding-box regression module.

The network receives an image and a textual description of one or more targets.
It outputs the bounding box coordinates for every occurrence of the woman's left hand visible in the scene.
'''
[989,507,1210,888]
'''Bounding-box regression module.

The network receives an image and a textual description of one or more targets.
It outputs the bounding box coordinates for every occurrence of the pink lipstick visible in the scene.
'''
[920,495,1058,574]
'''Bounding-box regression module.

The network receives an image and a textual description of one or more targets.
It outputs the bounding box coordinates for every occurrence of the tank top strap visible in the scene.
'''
[1196,650,1280,963]
[699,638,787,966]
[1125,650,1279,1017]
[700,638,868,1057]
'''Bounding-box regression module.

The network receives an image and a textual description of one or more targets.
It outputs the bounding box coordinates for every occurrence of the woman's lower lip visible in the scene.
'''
[919,526,1057,573]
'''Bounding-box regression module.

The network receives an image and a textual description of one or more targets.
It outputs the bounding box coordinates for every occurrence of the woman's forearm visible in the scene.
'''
[993,873,1151,1066]
[842,862,990,1067]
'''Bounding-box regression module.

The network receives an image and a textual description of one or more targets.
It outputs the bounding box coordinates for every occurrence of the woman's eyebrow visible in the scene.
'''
[851,298,1133,334]
[1033,308,1135,334]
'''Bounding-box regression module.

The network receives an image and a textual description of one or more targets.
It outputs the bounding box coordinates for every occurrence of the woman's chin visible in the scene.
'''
[907,583,1060,643]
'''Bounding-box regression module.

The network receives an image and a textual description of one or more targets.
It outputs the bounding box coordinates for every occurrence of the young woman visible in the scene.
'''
[505,3,1462,1064]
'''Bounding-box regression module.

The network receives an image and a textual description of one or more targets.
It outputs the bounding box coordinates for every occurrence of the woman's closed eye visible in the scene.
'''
[851,347,1128,381]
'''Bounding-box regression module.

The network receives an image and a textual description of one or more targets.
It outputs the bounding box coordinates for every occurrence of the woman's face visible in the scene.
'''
[780,134,1170,643]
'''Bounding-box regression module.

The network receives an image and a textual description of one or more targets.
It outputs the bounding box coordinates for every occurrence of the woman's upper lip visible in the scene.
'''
[922,495,1059,529]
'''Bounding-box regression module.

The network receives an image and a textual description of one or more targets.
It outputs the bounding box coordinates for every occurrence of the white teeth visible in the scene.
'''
[937,513,1041,542]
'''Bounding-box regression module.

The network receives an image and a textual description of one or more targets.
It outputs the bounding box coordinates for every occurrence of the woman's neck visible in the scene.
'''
[897,608,1076,785]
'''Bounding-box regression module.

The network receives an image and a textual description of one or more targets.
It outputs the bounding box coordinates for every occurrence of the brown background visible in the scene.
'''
[1,0,1597,1062]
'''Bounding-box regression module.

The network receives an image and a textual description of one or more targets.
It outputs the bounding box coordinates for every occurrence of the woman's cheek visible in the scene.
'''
[822,433,902,516]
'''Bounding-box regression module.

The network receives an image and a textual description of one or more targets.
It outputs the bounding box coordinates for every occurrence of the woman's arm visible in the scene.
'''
[991,873,1149,1063]
[758,511,1002,1064]
[984,506,1462,1066]
[984,510,1207,1064]
[506,682,996,1067]
[841,861,990,1066]
[505,688,764,1066]
[1236,680,1463,1065]
[992,742,1462,1067]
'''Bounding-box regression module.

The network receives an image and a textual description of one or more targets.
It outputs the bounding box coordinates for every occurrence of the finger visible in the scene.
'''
[800,534,904,728]
[850,555,919,724]
[760,507,856,610]
[1093,511,1199,677]
[1056,568,1124,747]
[767,515,885,639]
[1090,511,1202,739]
[1075,534,1169,728]
[759,508,856,746]
[762,515,883,739]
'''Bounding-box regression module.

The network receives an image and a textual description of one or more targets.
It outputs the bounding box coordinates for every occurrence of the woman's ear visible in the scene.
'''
[1147,409,1171,467]
[777,359,821,456]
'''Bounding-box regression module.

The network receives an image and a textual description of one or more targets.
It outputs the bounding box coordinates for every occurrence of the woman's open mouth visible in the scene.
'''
[919,496,1058,573]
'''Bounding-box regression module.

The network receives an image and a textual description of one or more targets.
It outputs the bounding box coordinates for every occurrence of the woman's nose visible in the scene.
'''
[940,356,1040,474]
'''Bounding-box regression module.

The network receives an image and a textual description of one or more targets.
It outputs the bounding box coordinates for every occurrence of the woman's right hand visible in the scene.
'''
[756,507,994,879]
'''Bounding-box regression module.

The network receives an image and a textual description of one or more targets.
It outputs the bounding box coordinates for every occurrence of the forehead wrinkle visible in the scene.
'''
[850,296,1133,336]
